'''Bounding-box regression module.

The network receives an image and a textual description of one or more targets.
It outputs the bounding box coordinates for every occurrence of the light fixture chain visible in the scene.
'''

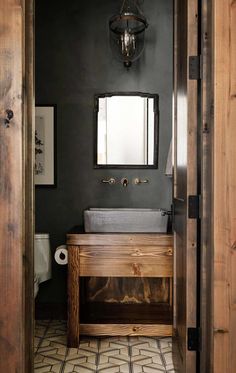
[120,0,127,15]
[120,0,144,15]
[135,0,144,15]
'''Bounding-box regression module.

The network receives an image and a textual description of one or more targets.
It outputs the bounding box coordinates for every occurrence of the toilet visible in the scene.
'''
[34,233,52,298]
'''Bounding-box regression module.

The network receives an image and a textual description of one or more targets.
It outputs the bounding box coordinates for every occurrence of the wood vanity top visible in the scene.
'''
[67,233,173,246]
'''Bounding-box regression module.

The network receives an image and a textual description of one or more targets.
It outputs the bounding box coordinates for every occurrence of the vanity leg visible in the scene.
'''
[68,245,80,347]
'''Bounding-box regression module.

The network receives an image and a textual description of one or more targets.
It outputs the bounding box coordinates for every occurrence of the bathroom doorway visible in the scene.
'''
[35,0,175,371]
[33,0,200,371]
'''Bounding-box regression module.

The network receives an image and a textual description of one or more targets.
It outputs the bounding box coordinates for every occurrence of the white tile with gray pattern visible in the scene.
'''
[34,320,175,373]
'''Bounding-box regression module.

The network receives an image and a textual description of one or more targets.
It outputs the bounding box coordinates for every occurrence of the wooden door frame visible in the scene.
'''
[200,1,236,373]
[210,1,236,372]
[174,1,236,372]
[0,0,34,372]
[0,0,235,372]
[172,0,199,371]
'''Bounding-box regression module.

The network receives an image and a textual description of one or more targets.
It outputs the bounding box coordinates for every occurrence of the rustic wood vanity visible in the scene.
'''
[67,233,173,347]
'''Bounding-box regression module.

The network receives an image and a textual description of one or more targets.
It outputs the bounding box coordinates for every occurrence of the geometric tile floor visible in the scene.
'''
[35,320,176,372]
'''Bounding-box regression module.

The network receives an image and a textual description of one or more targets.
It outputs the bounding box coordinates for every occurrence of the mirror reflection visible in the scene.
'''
[95,93,159,168]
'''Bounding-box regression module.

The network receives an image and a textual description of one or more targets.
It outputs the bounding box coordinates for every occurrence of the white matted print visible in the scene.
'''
[35,106,56,186]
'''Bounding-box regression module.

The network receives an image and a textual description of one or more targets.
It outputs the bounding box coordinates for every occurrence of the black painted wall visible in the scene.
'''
[35,0,173,303]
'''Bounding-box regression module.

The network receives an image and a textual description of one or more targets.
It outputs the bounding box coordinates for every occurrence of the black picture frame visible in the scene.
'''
[35,104,57,188]
[94,92,159,169]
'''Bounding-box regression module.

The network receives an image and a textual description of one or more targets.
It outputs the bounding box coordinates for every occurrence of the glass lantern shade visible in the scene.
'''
[109,1,148,67]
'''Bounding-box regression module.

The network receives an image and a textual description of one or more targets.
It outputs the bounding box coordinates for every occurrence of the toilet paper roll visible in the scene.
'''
[54,245,68,265]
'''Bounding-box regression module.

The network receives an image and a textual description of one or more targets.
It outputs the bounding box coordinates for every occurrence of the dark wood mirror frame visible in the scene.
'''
[94,92,159,169]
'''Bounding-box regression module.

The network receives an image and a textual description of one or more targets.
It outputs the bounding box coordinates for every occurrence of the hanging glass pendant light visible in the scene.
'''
[109,0,148,67]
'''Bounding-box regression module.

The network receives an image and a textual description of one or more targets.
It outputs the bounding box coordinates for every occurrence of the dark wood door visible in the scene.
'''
[173,0,199,372]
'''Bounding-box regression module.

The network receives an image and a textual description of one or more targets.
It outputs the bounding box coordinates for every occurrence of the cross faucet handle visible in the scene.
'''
[133,178,149,185]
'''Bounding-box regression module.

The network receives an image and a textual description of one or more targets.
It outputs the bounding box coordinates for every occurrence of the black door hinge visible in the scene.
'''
[188,327,201,351]
[188,195,200,219]
[189,56,202,80]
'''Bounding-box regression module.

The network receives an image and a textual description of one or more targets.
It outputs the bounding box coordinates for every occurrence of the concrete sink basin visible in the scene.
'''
[84,208,168,233]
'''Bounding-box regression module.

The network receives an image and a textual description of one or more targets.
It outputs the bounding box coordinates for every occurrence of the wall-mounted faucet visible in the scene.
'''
[121,178,129,187]
[101,177,149,187]
[133,178,149,185]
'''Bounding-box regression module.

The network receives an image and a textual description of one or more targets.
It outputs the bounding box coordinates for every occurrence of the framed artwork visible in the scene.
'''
[35,105,56,187]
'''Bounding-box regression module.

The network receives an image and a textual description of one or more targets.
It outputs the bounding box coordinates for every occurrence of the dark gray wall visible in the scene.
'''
[35,0,173,303]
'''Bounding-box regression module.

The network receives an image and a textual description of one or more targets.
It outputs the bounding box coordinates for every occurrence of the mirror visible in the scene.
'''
[94,93,159,168]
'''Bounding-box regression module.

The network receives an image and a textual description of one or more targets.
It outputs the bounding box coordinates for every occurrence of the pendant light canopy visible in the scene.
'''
[109,0,148,67]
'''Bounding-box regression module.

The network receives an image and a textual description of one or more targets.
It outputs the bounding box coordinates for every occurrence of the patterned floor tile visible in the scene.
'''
[97,364,121,373]
[130,337,159,348]
[34,320,176,372]
[35,336,41,349]
[44,334,68,347]
[143,364,166,373]
[132,365,143,373]
[63,362,94,373]
[34,353,64,372]
[35,326,47,338]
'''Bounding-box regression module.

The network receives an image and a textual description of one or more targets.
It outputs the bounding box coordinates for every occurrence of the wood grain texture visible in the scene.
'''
[70,235,173,308]
[80,260,172,278]
[80,246,173,277]
[80,324,173,337]
[67,236,173,346]
[213,1,236,372]
[67,234,173,246]
[0,1,29,371]
[86,277,171,304]
[67,245,80,347]
[173,0,198,371]
[79,245,173,258]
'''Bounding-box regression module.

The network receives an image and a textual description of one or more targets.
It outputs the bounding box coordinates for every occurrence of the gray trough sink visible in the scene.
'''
[84,208,168,233]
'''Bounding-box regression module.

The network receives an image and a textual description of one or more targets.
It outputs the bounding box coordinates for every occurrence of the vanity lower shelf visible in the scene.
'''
[67,233,173,347]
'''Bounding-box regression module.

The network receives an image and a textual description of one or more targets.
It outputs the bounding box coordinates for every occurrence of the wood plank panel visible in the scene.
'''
[67,234,173,246]
[79,245,173,304]
[213,1,236,372]
[80,246,173,276]
[0,0,30,371]
[80,324,173,337]
[79,246,173,278]
[80,246,173,258]
[80,258,173,278]
[67,245,80,347]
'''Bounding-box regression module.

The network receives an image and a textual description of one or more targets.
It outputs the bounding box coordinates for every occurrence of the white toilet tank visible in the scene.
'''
[34,233,52,297]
